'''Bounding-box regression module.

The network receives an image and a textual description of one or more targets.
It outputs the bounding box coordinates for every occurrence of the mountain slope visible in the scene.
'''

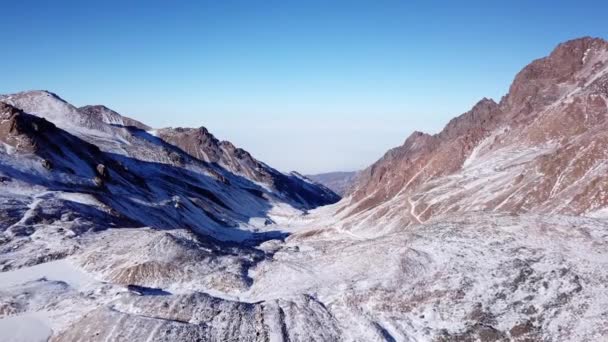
[0,91,338,271]
[332,37,608,235]
[0,91,338,212]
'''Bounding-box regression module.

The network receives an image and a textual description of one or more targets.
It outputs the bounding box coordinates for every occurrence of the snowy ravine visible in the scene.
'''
[1,211,607,341]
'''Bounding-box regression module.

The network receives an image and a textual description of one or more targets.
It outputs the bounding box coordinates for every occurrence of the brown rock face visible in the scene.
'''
[0,101,57,153]
[347,97,502,215]
[503,37,607,118]
[340,37,608,230]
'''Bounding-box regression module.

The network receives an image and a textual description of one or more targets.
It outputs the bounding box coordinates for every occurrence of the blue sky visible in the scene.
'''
[1,1,607,173]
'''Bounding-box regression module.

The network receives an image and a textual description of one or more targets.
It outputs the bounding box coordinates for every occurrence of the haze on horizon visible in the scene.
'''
[2,0,607,174]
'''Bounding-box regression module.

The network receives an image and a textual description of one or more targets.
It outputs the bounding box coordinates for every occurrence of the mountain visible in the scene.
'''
[329,36,608,235]
[307,171,358,196]
[0,91,338,260]
[0,90,338,208]
[1,37,608,342]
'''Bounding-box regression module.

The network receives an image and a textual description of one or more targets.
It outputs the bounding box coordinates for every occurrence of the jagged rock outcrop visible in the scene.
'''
[52,293,342,342]
[345,98,502,215]
[0,101,113,178]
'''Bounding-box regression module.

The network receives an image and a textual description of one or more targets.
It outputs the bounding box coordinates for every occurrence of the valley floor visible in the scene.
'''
[0,208,608,341]
[1,206,608,342]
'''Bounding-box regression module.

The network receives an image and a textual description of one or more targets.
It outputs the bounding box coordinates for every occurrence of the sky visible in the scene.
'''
[1,0,607,174]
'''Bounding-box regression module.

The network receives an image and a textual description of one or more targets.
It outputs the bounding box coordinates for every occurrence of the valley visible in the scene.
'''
[1,37,608,341]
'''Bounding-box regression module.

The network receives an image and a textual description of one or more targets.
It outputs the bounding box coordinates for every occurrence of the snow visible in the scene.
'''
[0,315,52,342]
[0,259,96,290]
[582,47,591,64]
[0,157,607,340]
[0,259,103,342]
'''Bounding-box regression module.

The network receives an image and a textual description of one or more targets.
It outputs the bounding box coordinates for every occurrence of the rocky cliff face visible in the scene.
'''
[157,126,276,185]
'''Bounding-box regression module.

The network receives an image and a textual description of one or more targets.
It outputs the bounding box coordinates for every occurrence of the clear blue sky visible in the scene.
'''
[1,1,607,174]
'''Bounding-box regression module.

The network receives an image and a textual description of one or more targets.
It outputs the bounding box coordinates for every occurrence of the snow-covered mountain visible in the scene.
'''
[0,91,339,261]
[328,37,608,236]
[1,37,608,342]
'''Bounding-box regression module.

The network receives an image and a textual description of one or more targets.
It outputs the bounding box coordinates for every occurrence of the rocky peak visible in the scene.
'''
[440,97,501,140]
[349,96,502,210]
[0,90,114,135]
[503,37,608,116]
[398,131,437,155]
[343,36,608,227]
[157,126,224,164]
[22,90,67,103]
[0,90,69,106]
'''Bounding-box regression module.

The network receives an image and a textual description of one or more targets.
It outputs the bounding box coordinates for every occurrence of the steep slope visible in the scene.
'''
[334,37,608,234]
[307,171,358,196]
[157,126,340,209]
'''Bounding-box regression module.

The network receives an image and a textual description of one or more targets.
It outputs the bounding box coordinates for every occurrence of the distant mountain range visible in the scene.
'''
[306,171,357,196]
